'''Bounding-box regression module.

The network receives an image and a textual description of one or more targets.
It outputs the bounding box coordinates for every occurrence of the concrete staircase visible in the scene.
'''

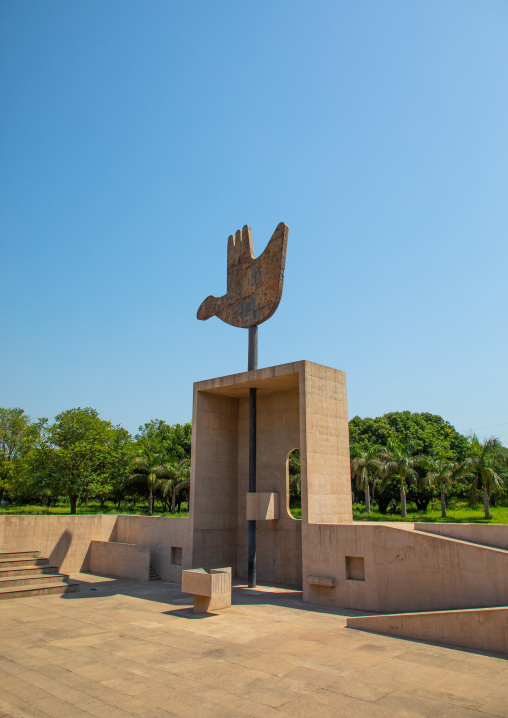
[0,550,79,599]
[149,566,161,581]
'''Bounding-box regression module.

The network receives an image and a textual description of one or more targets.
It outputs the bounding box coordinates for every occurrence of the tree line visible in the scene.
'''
[349,412,508,519]
[1,406,507,518]
[0,407,191,514]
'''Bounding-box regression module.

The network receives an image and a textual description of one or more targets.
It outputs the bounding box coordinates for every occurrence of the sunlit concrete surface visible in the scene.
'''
[0,574,507,717]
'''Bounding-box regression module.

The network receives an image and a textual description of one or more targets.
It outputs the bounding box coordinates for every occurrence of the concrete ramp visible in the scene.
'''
[347,606,508,655]
[415,523,508,551]
[304,522,508,614]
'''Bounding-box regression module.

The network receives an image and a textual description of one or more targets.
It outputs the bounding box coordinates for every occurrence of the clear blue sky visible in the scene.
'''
[1,1,507,442]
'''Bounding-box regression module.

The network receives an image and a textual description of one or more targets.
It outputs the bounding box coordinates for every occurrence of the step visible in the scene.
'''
[0,564,58,578]
[0,582,79,600]
[0,550,40,560]
[0,557,49,569]
[0,573,66,589]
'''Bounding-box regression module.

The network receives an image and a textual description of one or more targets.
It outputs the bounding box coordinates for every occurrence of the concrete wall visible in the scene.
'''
[0,515,117,573]
[416,523,508,551]
[236,387,302,586]
[190,390,239,573]
[191,361,351,587]
[347,607,508,655]
[0,515,192,582]
[300,362,352,525]
[303,523,508,613]
[115,515,192,583]
[88,540,150,581]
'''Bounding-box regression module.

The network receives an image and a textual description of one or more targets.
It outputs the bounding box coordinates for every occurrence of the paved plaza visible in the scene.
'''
[0,574,507,718]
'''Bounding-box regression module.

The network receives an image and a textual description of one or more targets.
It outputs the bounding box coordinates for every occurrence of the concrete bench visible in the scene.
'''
[181,567,232,613]
[306,575,336,587]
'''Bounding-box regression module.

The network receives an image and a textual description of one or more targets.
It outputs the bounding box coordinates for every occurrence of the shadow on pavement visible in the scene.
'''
[60,571,370,620]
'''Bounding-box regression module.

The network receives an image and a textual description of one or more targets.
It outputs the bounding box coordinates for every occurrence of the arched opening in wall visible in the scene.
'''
[287,448,301,519]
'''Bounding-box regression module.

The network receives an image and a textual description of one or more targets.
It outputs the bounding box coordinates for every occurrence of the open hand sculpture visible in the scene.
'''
[197,222,289,328]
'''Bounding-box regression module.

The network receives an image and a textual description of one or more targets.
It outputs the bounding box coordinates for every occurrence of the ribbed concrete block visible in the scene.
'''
[182,567,231,597]
[182,567,232,613]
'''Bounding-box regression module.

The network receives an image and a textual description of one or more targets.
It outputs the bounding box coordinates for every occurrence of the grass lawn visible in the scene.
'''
[3,501,508,524]
[290,503,508,523]
[353,503,508,523]
[0,500,190,518]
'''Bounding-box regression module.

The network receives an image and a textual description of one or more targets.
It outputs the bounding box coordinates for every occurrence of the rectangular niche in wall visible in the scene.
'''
[345,556,365,581]
[171,547,182,566]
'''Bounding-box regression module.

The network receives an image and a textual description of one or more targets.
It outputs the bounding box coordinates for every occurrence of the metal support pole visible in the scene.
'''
[248,326,258,371]
[248,386,257,587]
[248,325,258,588]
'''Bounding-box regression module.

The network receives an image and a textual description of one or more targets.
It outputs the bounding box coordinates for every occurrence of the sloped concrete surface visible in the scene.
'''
[415,523,508,551]
[1,573,508,717]
[303,523,508,613]
[347,606,508,655]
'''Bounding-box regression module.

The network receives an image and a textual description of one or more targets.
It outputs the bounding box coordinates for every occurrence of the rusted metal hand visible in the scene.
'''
[197,222,288,328]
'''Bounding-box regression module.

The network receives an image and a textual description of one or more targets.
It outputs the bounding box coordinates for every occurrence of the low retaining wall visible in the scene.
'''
[302,523,508,613]
[88,540,150,581]
[115,515,192,582]
[347,607,508,655]
[0,515,117,573]
[0,514,192,582]
[0,510,300,586]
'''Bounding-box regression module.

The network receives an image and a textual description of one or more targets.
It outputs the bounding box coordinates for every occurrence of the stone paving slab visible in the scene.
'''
[0,572,507,717]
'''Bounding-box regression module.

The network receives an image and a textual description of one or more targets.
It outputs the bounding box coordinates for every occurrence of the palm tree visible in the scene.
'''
[419,454,468,518]
[161,459,190,514]
[129,453,168,515]
[288,449,301,513]
[465,435,506,519]
[380,439,420,518]
[350,445,382,514]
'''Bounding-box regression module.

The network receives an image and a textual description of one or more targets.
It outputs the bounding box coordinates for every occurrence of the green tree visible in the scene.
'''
[380,439,420,518]
[135,420,192,463]
[465,435,507,519]
[349,411,468,460]
[350,445,382,514]
[349,411,470,512]
[94,426,134,509]
[161,459,190,513]
[132,421,192,514]
[419,454,468,518]
[0,408,45,504]
[33,408,114,514]
[129,452,169,515]
[288,449,301,509]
